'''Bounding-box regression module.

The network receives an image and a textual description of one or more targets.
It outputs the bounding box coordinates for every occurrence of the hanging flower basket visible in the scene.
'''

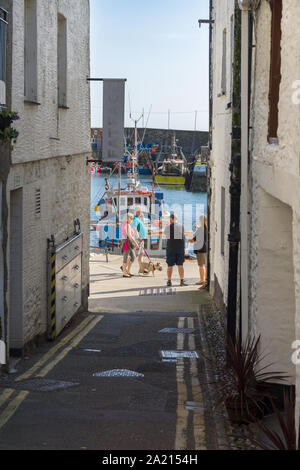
[0,116,13,131]
[0,109,20,149]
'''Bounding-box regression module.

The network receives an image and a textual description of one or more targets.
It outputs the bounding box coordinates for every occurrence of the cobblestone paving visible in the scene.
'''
[198,303,261,451]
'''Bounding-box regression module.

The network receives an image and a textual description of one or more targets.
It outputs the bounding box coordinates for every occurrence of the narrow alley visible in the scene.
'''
[0,254,220,450]
[2,0,300,455]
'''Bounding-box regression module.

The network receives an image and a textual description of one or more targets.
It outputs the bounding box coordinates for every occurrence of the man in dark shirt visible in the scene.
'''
[163,213,188,287]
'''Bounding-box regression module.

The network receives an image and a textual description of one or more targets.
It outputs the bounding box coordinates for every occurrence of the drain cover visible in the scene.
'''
[93,369,144,378]
[159,328,195,334]
[160,350,199,359]
[14,378,80,392]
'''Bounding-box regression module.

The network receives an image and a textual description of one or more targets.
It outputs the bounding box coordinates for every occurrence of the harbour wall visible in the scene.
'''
[124,128,209,158]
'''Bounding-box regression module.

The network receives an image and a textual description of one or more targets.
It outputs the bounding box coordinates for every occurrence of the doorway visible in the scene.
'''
[256,189,295,383]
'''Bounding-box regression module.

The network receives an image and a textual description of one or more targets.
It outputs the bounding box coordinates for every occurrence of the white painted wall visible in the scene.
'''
[6,0,91,351]
[249,0,300,423]
[0,182,4,340]
[10,0,90,164]
[210,0,235,306]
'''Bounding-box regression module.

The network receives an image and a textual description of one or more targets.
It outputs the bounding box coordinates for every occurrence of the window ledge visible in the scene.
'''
[24,99,41,106]
[58,105,69,110]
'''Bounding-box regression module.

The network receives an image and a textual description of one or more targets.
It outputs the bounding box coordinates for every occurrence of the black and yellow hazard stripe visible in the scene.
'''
[50,253,56,340]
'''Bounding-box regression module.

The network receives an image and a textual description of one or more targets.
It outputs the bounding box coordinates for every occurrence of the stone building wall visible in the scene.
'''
[4,0,90,352]
[124,128,209,158]
[9,0,90,164]
[249,0,300,417]
[7,154,90,348]
[209,0,235,310]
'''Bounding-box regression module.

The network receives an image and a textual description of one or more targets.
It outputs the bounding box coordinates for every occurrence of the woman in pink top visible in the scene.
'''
[121,213,139,277]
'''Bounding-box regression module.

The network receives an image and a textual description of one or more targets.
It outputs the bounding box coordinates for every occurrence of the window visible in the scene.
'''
[221,29,227,95]
[0,8,7,105]
[268,0,282,144]
[24,0,38,102]
[221,187,225,257]
[135,197,141,205]
[57,14,67,107]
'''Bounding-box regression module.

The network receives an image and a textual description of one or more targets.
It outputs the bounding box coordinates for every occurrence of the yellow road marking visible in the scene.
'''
[188,318,206,450]
[0,391,29,432]
[175,317,189,450]
[16,315,95,382]
[177,317,185,350]
[0,315,103,433]
[0,389,15,409]
[175,358,189,450]
[37,315,103,378]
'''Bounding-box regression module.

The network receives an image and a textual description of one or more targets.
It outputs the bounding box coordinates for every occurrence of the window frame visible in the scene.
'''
[57,13,68,108]
[267,0,282,144]
[0,7,8,105]
[24,0,38,103]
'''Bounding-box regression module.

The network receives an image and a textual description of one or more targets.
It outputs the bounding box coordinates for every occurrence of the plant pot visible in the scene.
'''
[0,117,12,131]
[225,397,264,425]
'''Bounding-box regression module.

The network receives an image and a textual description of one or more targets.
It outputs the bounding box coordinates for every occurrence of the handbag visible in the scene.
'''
[127,237,135,250]
[121,239,129,252]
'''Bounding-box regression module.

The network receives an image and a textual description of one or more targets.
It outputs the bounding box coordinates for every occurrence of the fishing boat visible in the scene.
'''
[154,133,188,186]
[90,121,194,258]
[189,151,208,192]
[91,117,169,257]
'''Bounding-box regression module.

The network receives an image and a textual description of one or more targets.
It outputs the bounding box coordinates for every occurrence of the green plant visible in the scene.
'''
[252,389,297,450]
[0,108,20,121]
[215,334,288,424]
[0,108,20,149]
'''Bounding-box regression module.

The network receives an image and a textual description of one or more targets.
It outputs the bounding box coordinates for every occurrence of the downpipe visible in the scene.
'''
[238,1,252,344]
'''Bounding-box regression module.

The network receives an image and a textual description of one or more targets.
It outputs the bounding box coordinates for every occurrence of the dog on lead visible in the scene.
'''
[139,261,163,276]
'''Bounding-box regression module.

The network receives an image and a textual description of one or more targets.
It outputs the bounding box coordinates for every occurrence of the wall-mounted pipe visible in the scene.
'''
[238,1,253,344]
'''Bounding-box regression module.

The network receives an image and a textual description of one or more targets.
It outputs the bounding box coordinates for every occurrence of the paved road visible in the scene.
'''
[0,255,216,450]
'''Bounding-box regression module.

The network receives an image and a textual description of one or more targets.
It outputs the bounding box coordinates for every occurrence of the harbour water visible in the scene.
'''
[90,174,207,249]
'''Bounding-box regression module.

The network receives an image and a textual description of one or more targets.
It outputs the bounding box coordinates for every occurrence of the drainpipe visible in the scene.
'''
[198,0,214,291]
[227,5,241,345]
[207,0,213,290]
[238,0,252,344]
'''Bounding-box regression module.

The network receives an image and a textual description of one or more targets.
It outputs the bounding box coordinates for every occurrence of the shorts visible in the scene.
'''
[196,252,207,266]
[123,248,135,264]
[166,250,185,267]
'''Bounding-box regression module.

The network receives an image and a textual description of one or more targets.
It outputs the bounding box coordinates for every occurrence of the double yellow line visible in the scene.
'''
[0,314,103,432]
[175,317,206,451]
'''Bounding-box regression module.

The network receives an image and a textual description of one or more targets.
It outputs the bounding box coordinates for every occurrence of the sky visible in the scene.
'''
[90,0,209,131]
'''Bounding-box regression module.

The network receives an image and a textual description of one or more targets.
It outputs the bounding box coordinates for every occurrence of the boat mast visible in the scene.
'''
[129,110,143,191]
[117,162,121,229]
